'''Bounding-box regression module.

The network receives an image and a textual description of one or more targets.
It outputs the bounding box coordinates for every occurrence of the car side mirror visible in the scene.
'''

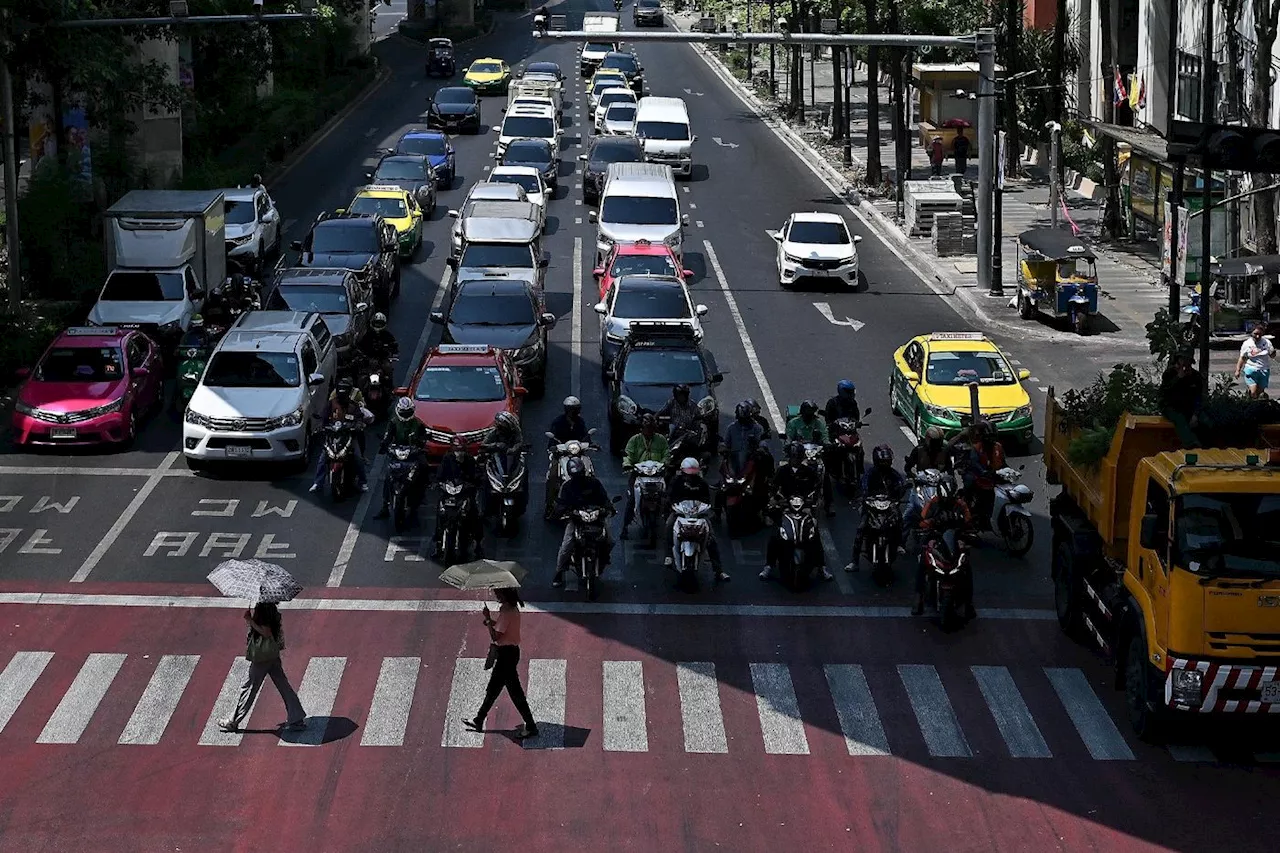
[691,135,698,142]
[355,302,368,312]
[448,209,460,218]
[544,431,557,439]
[514,386,528,397]
[695,304,708,317]
[578,153,588,161]
[766,230,782,242]
[193,288,207,300]
[711,373,724,384]
[491,126,501,132]
[14,367,30,379]
[1017,368,1031,381]
[308,372,325,387]
[393,386,408,396]
[588,211,598,224]
[335,208,346,215]
[592,267,604,278]
[681,214,690,227]
[904,370,920,384]
[365,172,373,180]
[682,268,694,279]
[131,366,150,378]
[1139,513,1161,551]
[429,311,445,324]
[864,407,873,416]
[291,240,303,251]
[446,257,458,268]
[593,302,608,315]
[539,254,550,268]
[540,312,557,326]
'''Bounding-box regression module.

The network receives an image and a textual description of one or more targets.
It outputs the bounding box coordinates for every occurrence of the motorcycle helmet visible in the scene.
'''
[335,378,354,402]
[679,457,701,475]
[395,396,416,421]
[189,314,205,330]
[673,384,690,402]
[786,441,806,464]
[494,411,519,432]
[639,413,658,432]
[799,400,818,420]
[924,426,944,442]
[974,419,995,441]
[566,457,586,479]
[936,477,956,500]
[746,398,762,417]
[837,379,855,398]
[872,443,893,467]
[563,395,582,416]
[734,401,754,424]
[371,312,388,332]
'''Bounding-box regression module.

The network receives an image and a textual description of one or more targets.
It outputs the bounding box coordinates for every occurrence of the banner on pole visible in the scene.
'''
[997,131,1006,190]
[1174,205,1190,287]
[1161,201,1172,277]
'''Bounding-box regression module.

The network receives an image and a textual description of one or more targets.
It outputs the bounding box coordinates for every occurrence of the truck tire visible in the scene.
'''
[1052,540,1084,638]
[1125,633,1167,743]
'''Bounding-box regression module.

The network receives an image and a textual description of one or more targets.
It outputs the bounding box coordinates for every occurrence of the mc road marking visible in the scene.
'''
[72,452,179,583]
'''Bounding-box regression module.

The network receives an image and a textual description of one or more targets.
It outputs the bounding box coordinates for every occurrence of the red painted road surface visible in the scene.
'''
[0,603,1276,852]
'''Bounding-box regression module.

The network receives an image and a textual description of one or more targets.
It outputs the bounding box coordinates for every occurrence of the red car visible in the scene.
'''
[592,240,693,299]
[11,326,163,447]
[399,344,526,463]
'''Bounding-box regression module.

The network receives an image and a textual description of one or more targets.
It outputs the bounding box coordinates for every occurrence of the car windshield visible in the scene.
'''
[603,55,638,73]
[639,0,659,7]
[435,89,473,104]
[203,351,301,388]
[925,350,1016,386]
[606,105,637,122]
[502,116,555,138]
[492,173,540,193]
[590,142,642,166]
[636,120,690,141]
[225,200,257,226]
[505,141,551,163]
[586,42,615,53]
[788,221,850,244]
[452,288,534,325]
[601,195,678,225]
[460,243,535,268]
[415,365,506,402]
[100,271,185,301]
[35,347,124,383]
[272,285,350,314]
[350,196,408,218]
[1174,494,1280,577]
[622,349,705,385]
[375,160,430,180]
[613,285,689,319]
[398,135,448,156]
[599,92,635,110]
[593,79,625,96]
[610,253,678,278]
[309,224,378,254]
[472,62,502,74]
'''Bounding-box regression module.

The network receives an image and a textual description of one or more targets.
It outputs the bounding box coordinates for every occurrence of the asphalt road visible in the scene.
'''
[0,2,1277,851]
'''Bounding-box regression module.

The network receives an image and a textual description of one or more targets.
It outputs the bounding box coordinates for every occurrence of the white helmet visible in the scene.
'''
[395,397,415,420]
[680,457,701,475]
[563,395,581,409]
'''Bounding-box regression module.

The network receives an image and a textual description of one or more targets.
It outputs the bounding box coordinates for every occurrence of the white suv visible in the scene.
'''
[494,104,561,160]
[182,311,337,468]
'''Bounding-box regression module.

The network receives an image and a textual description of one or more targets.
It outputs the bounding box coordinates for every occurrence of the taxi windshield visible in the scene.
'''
[613,285,689,319]
[622,349,704,385]
[36,347,124,383]
[925,350,1015,386]
[415,365,507,402]
[471,61,503,74]
[1174,494,1280,577]
[610,253,677,278]
[350,196,408,218]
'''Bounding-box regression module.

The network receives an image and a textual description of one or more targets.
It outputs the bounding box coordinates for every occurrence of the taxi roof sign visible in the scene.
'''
[929,332,987,342]
[360,185,409,195]
[435,344,493,355]
[66,326,119,336]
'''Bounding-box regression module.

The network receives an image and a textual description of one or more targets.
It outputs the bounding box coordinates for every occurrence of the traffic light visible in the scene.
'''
[1194,123,1280,172]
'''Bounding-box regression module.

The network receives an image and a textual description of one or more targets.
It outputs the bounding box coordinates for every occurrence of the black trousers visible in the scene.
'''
[476,645,536,727]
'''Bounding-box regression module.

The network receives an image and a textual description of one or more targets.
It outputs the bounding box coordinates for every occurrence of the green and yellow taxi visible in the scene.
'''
[339,185,423,259]
[463,58,512,94]
[888,332,1034,445]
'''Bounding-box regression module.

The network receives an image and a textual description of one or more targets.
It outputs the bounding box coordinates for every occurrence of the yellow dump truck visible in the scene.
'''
[1043,390,1280,738]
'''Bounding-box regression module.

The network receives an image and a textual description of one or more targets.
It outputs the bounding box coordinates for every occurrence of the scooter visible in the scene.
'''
[483,444,531,537]
[829,408,871,492]
[322,416,361,503]
[904,468,945,553]
[386,444,425,533]
[544,430,599,521]
[718,447,770,536]
[357,355,397,422]
[991,466,1034,556]
[920,530,976,632]
[671,498,713,588]
[435,477,478,566]
[565,498,620,600]
[860,492,903,587]
[771,492,821,591]
[666,421,710,473]
[629,460,667,548]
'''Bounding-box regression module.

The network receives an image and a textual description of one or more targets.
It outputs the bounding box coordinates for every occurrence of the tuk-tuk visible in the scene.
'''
[1181,254,1280,343]
[1015,227,1099,335]
[425,38,455,77]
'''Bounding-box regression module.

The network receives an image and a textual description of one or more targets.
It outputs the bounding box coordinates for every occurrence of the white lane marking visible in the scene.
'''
[750,662,810,755]
[72,451,179,582]
[1044,667,1135,760]
[37,653,127,744]
[523,658,567,750]
[689,203,697,209]
[442,657,487,747]
[199,658,251,746]
[681,186,690,193]
[0,466,151,477]
[0,591,1059,620]
[677,661,728,753]
[281,656,345,746]
[704,240,784,432]
[0,652,54,734]
[602,660,648,752]
[571,236,583,399]
[819,526,854,595]
[575,198,582,205]
[814,301,865,330]
[824,664,890,756]
[575,217,583,225]
[119,654,200,745]
[361,657,420,746]
[972,665,1052,759]
[899,425,917,443]
[897,664,972,758]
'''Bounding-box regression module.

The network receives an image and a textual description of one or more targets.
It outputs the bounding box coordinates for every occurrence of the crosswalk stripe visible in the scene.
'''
[602,660,648,752]
[442,657,487,748]
[361,657,420,747]
[37,653,127,744]
[524,658,567,749]
[199,658,251,746]
[972,665,1052,758]
[119,655,200,745]
[676,662,728,754]
[898,664,972,758]
[750,663,810,755]
[1044,667,1135,761]
[0,651,54,735]
[282,657,346,747]
[824,664,890,756]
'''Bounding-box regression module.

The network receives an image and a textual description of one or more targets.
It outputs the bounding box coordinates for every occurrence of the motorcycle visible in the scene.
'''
[322,416,362,503]
[771,492,821,591]
[718,447,770,536]
[483,444,531,537]
[670,499,713,587]
[904,468,946,553]
[920,530,976,632]
[860,492,903,587]
[544,430,599,521]
[799,442,828,510]
[172,331,221,412]
[666,421,710,473]
[829,409,871,493]
[356,355,397,422]
[533,13,548,34]
[629,459,667,548]
[991,466,1034,556]
[435,477,478,566]
[386,444,425,533]
[565,498,619,600]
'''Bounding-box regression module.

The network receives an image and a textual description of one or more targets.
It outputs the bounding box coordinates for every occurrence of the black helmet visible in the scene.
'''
[974,419,995,440]
[673,384,690,401]
[640,413,658,431]
[746,399,762,417]
[494,411,519,432]
[936,477,956,500]
[371,312,388,332]
[786,441,806,463]
[872,443,893,467]
[734,401,754,423]
[566,457,586,478]
[799,400,818,419]
[450,434,467,453]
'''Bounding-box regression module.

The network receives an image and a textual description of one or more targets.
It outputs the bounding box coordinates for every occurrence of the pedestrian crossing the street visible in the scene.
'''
[0,649,1241,763]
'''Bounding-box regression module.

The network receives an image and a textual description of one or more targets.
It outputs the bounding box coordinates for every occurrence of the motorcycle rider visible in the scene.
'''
[658,383,701,439]
[902,425,953,539]
[823,379,861,425]
[182,314,213,352]
[310,379,373,494]
[721,400,767,477]
[552,457,614,588]
[760,441,832,582]
[912,476,975,618]
[663,458,728,583]
[433,434,484,558]
[620,413,669,539]
[479,411,526,515]
[358,312,399,374]
[548,396,591,445]
[534,5,549,33]
[785,400,834,515]
[962,420,1006,529]
[847,444,907,572]
[374,397,429,520]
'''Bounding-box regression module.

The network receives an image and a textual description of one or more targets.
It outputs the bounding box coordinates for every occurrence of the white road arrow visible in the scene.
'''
[711,137,739,148]
[683,88,705,96]
[813,302,865,331]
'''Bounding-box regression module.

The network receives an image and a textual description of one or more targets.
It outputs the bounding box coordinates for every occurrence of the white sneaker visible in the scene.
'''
[821,569,834,581]
[218,718,238,733]
[308,484,319,493]
[360,484,369,492]
[758,567,773,581]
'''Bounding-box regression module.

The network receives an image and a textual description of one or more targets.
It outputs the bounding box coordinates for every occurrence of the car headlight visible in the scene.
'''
[616,395,638,416]
[924,404,960,423]
[784,252,804,265]
[514,343,541,362]
[664,233,680,248]
[230,233,254,246]
[14,401,35,415]
[270,407,305,429]
[696,395,716,416]
[81,398,126,418]
[185,408,212,427]
[1013,405,1033,421]
[158,320,182,335]
[1170,669,1203,704]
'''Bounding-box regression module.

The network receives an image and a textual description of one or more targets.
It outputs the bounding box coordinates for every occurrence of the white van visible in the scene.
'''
[634,97,695,178]
[589,163,689,265]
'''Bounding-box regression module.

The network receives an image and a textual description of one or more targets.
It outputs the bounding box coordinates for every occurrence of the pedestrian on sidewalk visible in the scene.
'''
[929,136,945,177]
[1160,351,1203,447]
[219,603,307,733]
[952,129,971,177]
[1236,321,1276,398]
[463,587,539,740]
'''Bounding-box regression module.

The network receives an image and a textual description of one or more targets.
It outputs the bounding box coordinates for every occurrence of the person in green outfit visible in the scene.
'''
[620,413,669,539]
[784,400,834,514]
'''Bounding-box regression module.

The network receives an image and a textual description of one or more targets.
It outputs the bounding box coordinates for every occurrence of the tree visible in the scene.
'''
[1251,0,1280,256]
[863,0,881,183]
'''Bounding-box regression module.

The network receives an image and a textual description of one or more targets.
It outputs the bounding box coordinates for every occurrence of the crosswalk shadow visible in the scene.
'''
[275,715,359,746]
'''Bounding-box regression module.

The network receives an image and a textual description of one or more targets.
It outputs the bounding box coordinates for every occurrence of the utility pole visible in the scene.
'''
[769,0,777,96]
[1164,0,1183,321]
[975,28,998,296]
[1047,121,1061,228]
[2,57,20,311]
[1197,0,1215,389]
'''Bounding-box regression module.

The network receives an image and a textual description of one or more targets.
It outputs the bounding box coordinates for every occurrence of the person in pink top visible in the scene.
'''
[463,587,539,739]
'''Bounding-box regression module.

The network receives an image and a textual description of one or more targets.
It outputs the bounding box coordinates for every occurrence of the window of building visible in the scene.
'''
[1176,51,1203,121]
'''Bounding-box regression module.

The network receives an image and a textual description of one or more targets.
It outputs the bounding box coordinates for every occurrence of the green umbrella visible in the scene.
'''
[439,559,527,590]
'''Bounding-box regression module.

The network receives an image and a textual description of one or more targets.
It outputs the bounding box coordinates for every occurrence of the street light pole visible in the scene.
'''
[1,57,20,312]
[975,29,997,296]
[769,0,777,97]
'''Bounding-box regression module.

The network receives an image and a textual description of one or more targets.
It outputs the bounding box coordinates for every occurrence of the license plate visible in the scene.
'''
[49,427,77,440]
[1262,682,1280,703]
[224,445,252,459]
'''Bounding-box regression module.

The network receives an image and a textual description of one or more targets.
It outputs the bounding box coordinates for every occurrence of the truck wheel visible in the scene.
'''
[1018,291,1035,320]
[1052,540,1084,638]
[1125,633,1167,743]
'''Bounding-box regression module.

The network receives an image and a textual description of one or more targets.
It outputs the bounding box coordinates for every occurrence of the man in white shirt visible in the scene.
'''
[1235,322,1277,398]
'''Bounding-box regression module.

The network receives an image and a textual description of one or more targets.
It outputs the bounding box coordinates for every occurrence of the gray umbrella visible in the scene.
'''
[207,559,303,604]
[439,559,527,590]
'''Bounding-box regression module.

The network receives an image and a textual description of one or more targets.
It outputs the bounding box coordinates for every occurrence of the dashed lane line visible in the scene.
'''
[71,452,179,583]
[571,236,583,399]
